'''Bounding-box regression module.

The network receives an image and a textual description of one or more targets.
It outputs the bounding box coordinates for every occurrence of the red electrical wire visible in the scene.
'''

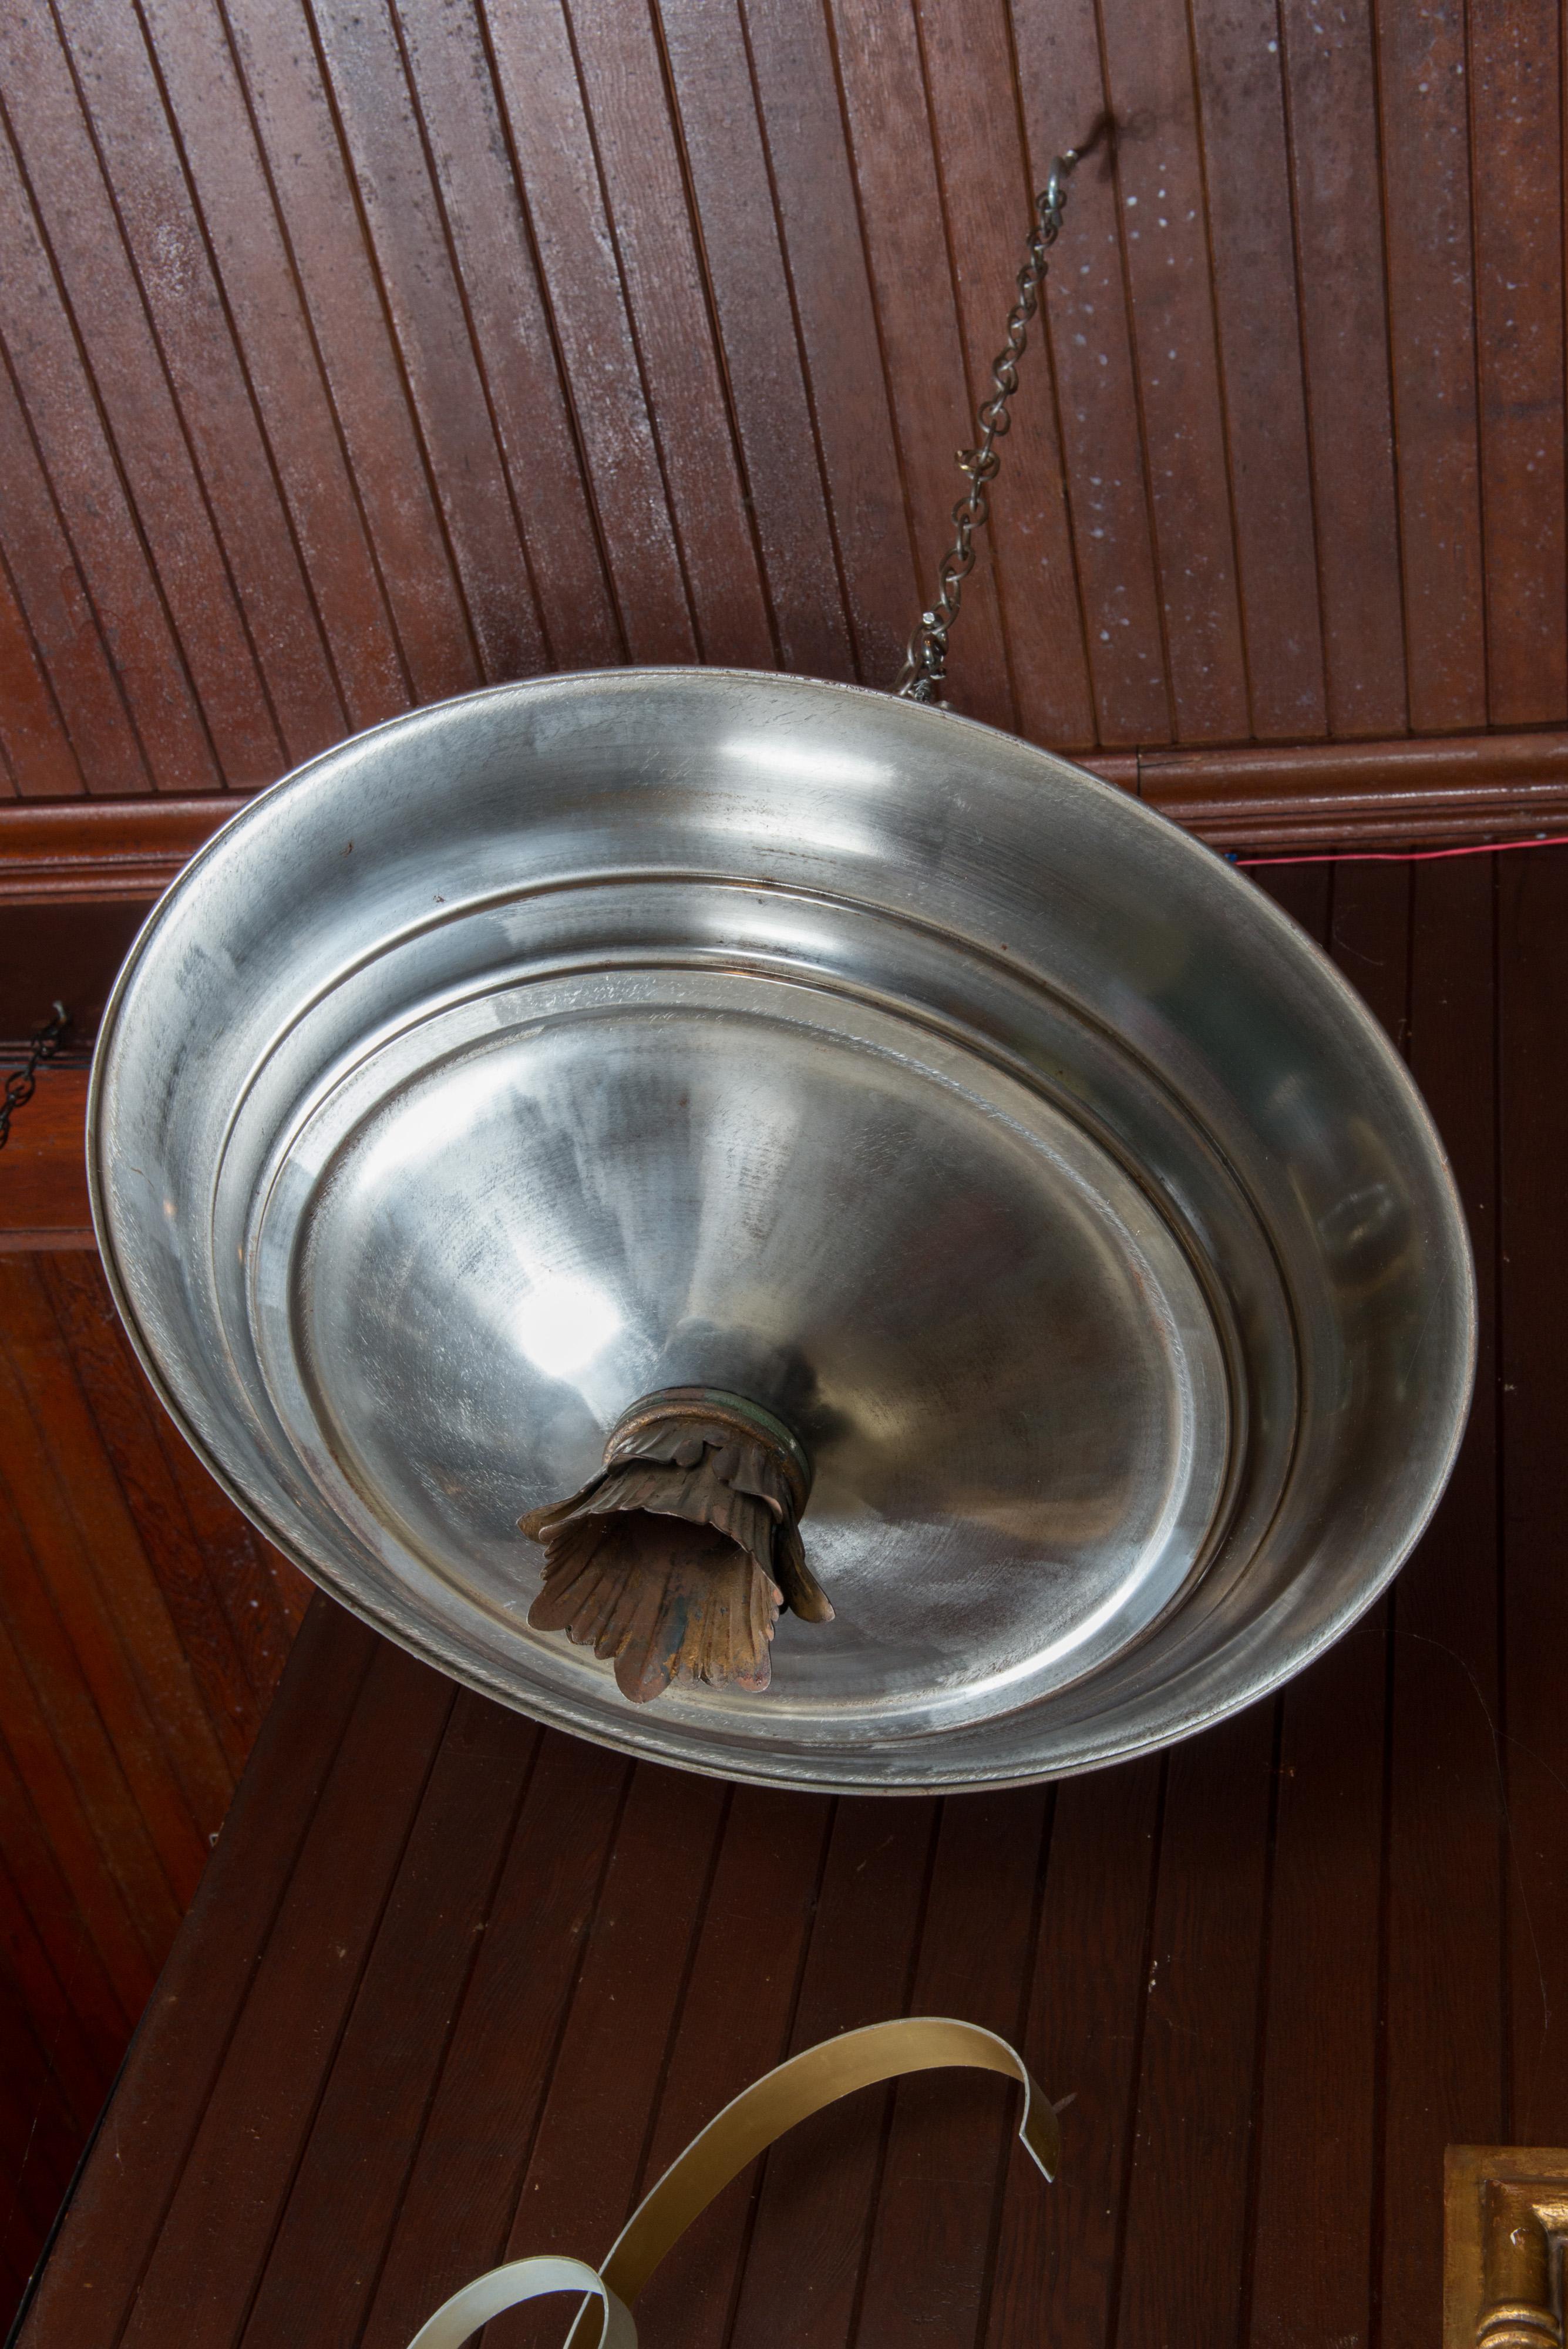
[1231,833,1568,868]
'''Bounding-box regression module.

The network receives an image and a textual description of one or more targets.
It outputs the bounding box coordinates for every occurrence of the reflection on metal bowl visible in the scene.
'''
[88,669,1474,1792]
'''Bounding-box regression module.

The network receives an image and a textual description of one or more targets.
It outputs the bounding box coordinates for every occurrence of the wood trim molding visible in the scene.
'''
[3,726,1568,904]
[1445,2146,1568,2349]
[1114,729,1568,848]
[0,795,232,903]
[6,724,1568,1241]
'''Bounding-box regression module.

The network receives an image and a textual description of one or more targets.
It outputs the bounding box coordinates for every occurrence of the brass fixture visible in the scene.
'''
[520,1387,832,1704]
[1446,2146,1568,2349]
[402,2015,1056,2349]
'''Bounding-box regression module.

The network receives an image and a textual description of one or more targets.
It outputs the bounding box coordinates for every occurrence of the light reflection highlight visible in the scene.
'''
[721,735,891,791]
[514,1272,623,1380]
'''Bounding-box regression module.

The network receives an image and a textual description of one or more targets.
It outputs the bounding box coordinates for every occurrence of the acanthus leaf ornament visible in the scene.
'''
[521,1388,830,1704]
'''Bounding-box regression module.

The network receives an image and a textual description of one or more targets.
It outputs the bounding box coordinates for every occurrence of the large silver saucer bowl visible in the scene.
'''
[88,668,1475,1792]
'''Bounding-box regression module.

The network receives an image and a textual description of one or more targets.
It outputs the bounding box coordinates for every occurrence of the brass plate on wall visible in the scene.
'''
[1445,2145,1568,2349]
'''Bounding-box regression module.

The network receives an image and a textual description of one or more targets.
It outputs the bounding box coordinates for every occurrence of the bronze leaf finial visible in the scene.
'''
[521,1388,832,1705]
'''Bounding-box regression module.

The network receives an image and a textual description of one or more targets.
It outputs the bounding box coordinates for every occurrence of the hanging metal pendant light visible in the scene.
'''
[88,143,1473,1794]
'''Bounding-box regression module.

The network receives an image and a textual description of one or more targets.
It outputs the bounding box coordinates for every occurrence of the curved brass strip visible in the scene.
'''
[405,2255,635,2349]
[403,2019,1057,2349]
[592,2017,1056,2334]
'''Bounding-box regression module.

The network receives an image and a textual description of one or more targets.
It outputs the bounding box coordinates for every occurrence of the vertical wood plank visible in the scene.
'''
[36,1255,278,1768]
[651,0,858,683]
[0,124,218,793]
[486,1763,728,2348]
[0,2032,76,2273]
[1113,1706,1276,2349]
[1468,1,1566,726]
[1012,5,1172,747]
[216,0,482,708]
[385,0,624,669]
[131,0,412,731]
[0,0,1557,781]
[1278,0,1408,738]
[0,1463,189,1980]
[1377,850,1505,2348]
[0,558,83,799]
[732,0,914,684]
[15,1601,379,2349]
[1188,0,1326,741]
[825,0,1016,728]
[914,0,1096,749]
[1326,855,1407,1039]
[0,1260,234,1872]
[0,349,152,796]
[356,1733,628,2349]
[113,1640,454,2349]
[304,0,551,686]
[1375,0,1486,731]
[1244,1630,1385,2349]
[237,1697,539,2348]
[727,1799,938,2349]
[1497,848,1568,2142]
[546,0,775,668]
[478,0,699,666]
[986,1759,1163,2349]
[51,0,347,768]
[0,2,282,785]
[1095,0,1251,742]
[854,1793,1051,2349]
[0,1725,136,2062]
[0,1836,118,2139]
[627,1789,832,2349]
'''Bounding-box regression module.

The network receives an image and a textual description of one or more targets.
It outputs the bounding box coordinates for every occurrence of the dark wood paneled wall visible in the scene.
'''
[0,0,1564,803]
[0,1254,308,2320]
[13,847,1568,2349]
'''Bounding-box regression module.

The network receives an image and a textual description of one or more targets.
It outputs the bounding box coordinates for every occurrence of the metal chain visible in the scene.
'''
[0,1002,71,1152]
[896,140,1093,705]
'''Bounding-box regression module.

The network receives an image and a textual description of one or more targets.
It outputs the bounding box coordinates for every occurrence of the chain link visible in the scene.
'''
[0,1002,71,1152]
[896,139,1096,705]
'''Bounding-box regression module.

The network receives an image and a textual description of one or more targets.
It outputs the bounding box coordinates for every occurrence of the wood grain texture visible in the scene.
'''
[1497,847,1568,2146]
[627,1786,831,2349]
[1011,12,1168,748]
[0,0,1558,790]
[1230,863,1389,2349]
[1375,0,1486,734]
[1096,0,1251,743]
[0,1069,90,1241]
[1379,854,1506,2348]
[1188,0,1326,741]
[856,1793,1049,2349]
[358,1731,630,2349]
[1468,2,1566,728]
[0,1251,311,2323]
[1277,0,1406,739]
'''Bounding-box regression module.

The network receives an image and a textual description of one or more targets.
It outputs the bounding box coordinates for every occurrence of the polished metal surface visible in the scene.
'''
[89,669,1475,1791]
